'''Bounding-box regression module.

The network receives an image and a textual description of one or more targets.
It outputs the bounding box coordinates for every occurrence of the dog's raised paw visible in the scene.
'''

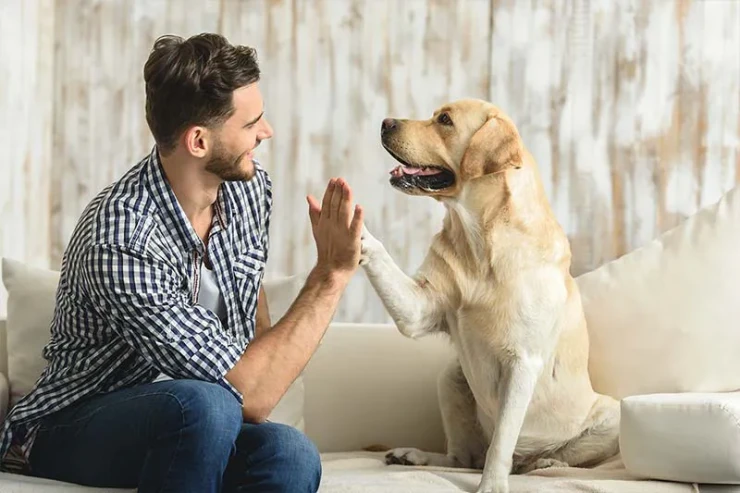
[360,225,383,266]
[384,448,429,466]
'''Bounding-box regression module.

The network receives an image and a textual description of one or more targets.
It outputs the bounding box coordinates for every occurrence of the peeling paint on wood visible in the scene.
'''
[1,0,738,322]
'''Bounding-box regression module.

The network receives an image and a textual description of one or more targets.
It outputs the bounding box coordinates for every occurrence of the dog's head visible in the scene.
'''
[380,99,524,198]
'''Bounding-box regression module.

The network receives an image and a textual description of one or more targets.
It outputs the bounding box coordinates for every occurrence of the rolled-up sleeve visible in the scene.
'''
[81,243,245,398]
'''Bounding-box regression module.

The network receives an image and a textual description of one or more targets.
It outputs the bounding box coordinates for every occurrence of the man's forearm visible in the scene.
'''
[225,267,347,422]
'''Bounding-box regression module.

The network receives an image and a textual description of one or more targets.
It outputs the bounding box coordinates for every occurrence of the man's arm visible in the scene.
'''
[225,177,363,422]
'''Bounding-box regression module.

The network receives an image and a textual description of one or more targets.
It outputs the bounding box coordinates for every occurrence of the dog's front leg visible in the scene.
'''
[360,226,442,338]
[477,354,543,493]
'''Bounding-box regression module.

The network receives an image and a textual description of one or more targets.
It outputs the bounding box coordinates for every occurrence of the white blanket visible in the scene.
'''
[0,451,731,492]
[318,452,723,493]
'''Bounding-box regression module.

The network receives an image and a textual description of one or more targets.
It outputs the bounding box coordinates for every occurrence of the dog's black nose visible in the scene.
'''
[381,118,397,135]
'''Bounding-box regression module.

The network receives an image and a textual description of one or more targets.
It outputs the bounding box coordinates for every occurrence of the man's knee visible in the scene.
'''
[158,380,242,451]
[239,422,322,491]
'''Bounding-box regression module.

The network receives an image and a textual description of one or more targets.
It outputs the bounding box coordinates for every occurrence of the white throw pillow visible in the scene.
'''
[1,258,59,407]
[620,391,740,484]
[261,273,307,430]
[576,184,740,400]
[1,258,307,430]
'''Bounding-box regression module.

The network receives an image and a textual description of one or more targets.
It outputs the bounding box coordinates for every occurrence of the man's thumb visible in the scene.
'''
[307,195,320,227]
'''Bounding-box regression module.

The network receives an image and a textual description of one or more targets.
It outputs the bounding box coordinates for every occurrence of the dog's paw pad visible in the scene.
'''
[384,448,429,466]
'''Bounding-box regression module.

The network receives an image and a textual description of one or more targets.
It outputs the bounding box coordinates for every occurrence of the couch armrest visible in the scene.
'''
[302,323,453,454]
[620,391,740,484]
[0,319,7,424]
[0,371,7,424]
[0,319,7,378]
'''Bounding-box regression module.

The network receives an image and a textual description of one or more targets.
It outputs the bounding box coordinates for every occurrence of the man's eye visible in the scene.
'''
[437,113,453,126]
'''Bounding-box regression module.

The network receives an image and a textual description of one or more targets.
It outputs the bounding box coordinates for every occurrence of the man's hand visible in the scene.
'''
[306,178,364,284]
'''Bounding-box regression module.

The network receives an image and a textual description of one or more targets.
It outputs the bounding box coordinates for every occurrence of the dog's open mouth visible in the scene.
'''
[384,145,455,192]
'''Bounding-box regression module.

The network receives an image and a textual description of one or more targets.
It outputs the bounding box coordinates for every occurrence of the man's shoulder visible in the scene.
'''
[74,159,160,253]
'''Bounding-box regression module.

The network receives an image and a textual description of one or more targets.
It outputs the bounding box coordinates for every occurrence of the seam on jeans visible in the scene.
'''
[37,391,188,432]
[158,395,185,493]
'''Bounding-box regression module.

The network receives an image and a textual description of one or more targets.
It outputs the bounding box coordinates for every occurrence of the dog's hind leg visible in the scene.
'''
[385,359,487,469]
[511,394,620,474]
[547,394,620,468]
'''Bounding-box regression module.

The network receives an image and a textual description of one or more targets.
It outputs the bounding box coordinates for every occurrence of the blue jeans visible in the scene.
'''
[26,379,321,492]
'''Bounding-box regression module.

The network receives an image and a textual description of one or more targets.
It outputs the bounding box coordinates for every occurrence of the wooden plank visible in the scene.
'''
[0,0,55,318]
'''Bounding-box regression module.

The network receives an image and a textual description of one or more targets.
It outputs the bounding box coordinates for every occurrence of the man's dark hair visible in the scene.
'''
[143,33,260,154]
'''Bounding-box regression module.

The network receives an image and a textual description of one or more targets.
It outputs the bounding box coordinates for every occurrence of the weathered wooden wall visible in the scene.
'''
[1,0,739,323]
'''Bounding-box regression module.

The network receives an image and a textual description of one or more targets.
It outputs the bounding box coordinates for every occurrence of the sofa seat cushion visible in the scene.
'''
[318,452,707,492]
[0,452,732,493]
[620,391,740,484]
[0,471,134,492]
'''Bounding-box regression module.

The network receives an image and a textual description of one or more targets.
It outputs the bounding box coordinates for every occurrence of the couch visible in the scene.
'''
[2,184,740,492]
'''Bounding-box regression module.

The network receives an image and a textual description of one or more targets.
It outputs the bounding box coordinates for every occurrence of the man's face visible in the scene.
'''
[205,83,273,181]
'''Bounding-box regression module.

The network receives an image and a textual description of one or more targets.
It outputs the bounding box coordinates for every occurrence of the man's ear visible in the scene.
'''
[460,114,523,178]
[183,126,209,158]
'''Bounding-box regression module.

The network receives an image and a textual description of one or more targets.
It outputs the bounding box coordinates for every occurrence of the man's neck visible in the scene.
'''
[159,150,221,224]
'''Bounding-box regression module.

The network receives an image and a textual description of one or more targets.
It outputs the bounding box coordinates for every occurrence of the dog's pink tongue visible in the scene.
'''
[403,165,442,176]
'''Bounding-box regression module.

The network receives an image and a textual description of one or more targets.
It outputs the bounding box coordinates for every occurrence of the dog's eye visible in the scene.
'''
[437,113,453,126]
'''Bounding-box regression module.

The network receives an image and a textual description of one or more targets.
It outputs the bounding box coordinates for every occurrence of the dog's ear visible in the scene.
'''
[460,113,523,178]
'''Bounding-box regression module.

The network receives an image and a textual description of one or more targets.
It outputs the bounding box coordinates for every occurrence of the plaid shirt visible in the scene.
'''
[0,147,272,472]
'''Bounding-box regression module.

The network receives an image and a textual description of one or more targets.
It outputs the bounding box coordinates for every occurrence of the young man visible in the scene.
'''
[0,33,363,493]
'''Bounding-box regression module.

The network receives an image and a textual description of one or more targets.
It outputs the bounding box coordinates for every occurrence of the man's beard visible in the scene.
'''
[205,140,254,181]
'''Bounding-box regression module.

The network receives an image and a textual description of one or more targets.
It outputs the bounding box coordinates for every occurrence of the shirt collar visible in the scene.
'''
[145,146,233,254]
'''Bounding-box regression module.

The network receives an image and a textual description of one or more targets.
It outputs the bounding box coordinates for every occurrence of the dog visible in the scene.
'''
[359,99,620,493]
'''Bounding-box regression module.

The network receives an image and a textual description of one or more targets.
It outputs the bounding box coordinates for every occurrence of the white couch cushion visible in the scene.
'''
[576,185,740,400]
[261,273,306,430]
[303,323,453,454]
[0,258,306,430]
[620,392,740,484]
[1,258,59,407]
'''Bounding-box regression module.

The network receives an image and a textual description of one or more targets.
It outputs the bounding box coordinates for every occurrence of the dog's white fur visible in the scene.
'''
[360,100,620,493]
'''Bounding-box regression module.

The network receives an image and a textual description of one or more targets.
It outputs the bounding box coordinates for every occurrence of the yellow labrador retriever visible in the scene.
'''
[359,99,620,493]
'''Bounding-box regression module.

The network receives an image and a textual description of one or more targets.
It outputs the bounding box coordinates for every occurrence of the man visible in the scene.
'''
[0,33,364,492]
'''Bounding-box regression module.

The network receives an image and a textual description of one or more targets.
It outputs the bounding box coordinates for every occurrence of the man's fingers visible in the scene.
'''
[307,195,320,228]
[337,180,353,227]
[330,178,344,217]
[349,205,364,238]
[321,179,336,219]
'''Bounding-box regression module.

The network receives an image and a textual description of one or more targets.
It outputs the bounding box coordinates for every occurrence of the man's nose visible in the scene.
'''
[381,118,398,135]
[260,119,274,139]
